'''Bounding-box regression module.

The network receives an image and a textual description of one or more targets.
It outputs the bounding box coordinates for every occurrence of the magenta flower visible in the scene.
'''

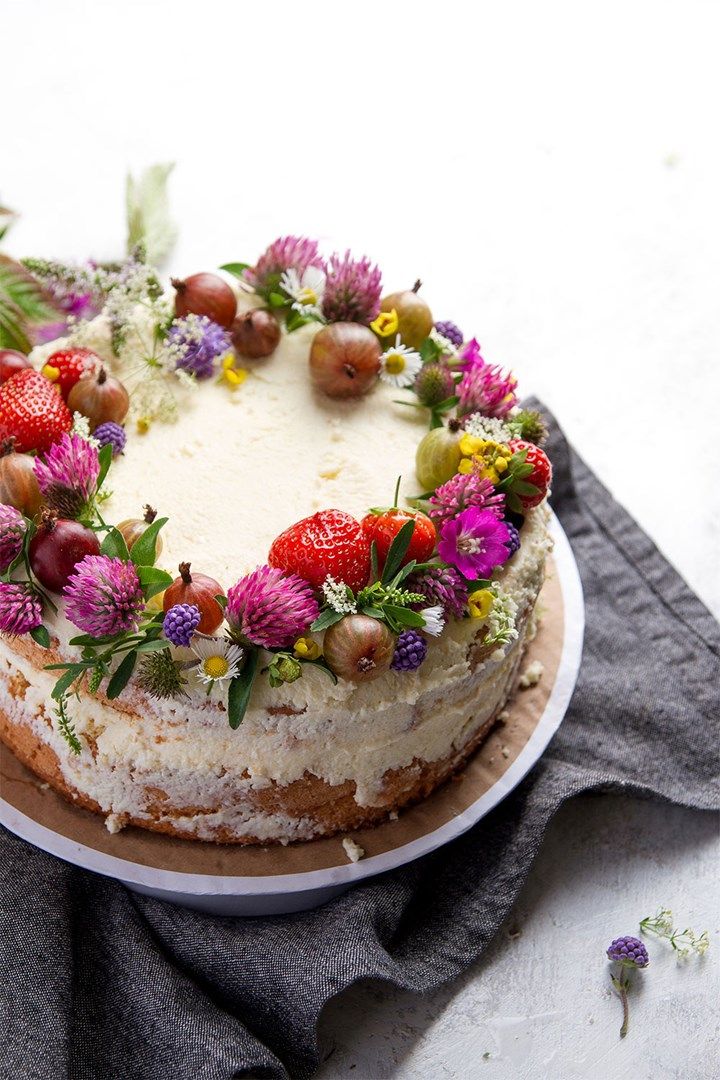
[429,473,506,530]
[458,337,483,371]
[64,555,145,638]
[0,504,27,572]
[405,565,469,620]
[245,235,325,296]
[322,251,382,324]
[437,508,510,580]
[0,581,43,635]
[33,432,100,519]
[457,351,517,418]
[226,565,319,649]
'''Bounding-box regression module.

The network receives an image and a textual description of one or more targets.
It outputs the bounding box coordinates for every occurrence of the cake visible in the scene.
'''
[0,231,553,844]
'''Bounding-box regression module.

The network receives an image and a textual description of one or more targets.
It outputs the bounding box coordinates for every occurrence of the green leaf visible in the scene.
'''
[125,163,177,266]
[51,665,86,701]
[68,633,121,647]
[512,480,540,497]
[384,605,425,628]
[381,519,416,585]
[419,337,441,363]
[30,624,51,649]
[96,442,114,490]
[100,526,130,560]
[228,649,259,729]
[215,594,228,610]
[0,255,59,351]
[106,650,137,699]
[359,604,385,620]
[268,291,287,308]
[136,564,173,599]
[310,609,344,633]
[219,262,251,278]
[285,309,311,333]
[370,540,379,582]
[134,637,172,655]
[130,516,168,567]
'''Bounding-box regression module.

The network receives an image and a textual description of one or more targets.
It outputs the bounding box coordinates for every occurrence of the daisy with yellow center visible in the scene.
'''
[192,637,244,690]
[379,335,423,388]
[370,308,399,339]
[279,266,326,319]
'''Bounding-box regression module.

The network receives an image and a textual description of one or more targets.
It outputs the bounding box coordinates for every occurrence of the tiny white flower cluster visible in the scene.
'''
[429,326,460,359]
[462,413,514,444]
[484,586,518,647]
[322,575,357,614]
[71,412,100,448]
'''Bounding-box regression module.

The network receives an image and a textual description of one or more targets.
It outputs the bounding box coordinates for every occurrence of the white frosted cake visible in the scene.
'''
[0,235,553,843]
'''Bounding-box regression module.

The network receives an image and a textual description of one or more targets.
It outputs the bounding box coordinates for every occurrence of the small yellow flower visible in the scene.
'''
[468,588,494,620]
[459,433,483,457]
[220,354,248,389]
[458,457,474,475]
[136,416,151,434]
[370,309,399,338]
[41,363,60,383]
[294,636,321,661]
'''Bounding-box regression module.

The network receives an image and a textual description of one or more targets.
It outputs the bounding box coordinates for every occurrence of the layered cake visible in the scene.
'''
[0,235,553,843]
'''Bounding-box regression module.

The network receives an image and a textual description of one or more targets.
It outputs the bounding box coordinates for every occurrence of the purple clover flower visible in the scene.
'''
[226,565,319,649]
[429,472,506,531]
[0,504,27,572]
[607,937,650,968]
[33,432,100,519]
[504,521,521,556]
[322,251,382,325]
[405,565,468,620]
[168,315,231,380]
[64,555,145,638]
[434,320,464,348]
[437,507,510,580]
[0,581,43,635]
[245,235,325,295]
[457,347,518,418]
[163,603,201,648]
[391,630,428,671]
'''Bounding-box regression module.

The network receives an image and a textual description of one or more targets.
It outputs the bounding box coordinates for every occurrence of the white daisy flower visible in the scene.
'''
[420,605,445,637]
[379,335,422,388]
[192,637,244,687]
[279,266,326,319]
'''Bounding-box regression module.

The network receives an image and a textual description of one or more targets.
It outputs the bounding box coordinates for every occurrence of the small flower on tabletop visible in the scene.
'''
[226,565,320,649]
[0,504,27,572]
[413,362,456,407]
[405,565,468,620]
[219,354,248,390]
[63,555,145,637]
[504,522,521,557]
[0,581,43,635]
[294,636,321,661]
[457,353,517,418]
[434,320,464,349]
[163,603,201,648]
[428,472,505,530]
[167,314,232,380]
[640,907,710,959]
[607,936,649,1039]
[468,588,494,620]
[419,605,445,637]
[437,507,510,580]
[266,653,303,687]
[379,337,423,388]
[192,636,244,688]
[322,251,382,325]
[245,235,325,296]
[391,629,428,671]
[136,648,188,700]
[93,421,127,458]
[279,266,326,320]
[33,432,100,519]
[370,309,399,339]
[321,575,358,616]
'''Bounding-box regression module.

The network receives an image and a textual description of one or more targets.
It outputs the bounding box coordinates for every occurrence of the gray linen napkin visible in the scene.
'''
[1,400,718,1080]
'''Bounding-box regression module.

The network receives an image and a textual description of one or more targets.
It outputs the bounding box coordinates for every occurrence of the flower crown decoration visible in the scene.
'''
[0,169,552,753]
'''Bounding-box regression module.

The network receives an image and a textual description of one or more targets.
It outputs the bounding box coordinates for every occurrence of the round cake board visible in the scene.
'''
[0,513,583,916]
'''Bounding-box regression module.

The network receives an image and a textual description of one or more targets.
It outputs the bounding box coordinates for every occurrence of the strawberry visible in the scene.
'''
[0,369,73,453]
[269,509,371,593]
[42,347,100,400]
[361,509,436,571]
[507,439,552,510]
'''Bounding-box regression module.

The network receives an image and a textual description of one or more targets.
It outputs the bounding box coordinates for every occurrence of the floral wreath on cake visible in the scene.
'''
[0,169,551,749]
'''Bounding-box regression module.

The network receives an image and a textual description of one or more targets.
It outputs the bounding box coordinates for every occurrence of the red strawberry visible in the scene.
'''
[42,347,100,399]
[0,369,73,453]
[361,509,436,570]
[508,439,552,510]
[269,509,371,593]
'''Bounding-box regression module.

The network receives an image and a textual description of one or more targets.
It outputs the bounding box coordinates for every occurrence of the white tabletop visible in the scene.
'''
[5,2,719,1076]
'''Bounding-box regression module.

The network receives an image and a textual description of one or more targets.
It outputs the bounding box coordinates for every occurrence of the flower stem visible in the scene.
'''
[611,972,631,1038]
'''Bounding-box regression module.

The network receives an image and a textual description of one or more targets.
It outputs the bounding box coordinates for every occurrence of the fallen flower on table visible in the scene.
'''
[640,907,710,959]
[606,936,649,1038]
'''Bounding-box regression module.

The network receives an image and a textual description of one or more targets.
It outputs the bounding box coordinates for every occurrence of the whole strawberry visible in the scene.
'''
[269,509,371,593]
[507,439,552,510]
[0,370,73,453]
[42,347,100,400]
[361,509,436,571]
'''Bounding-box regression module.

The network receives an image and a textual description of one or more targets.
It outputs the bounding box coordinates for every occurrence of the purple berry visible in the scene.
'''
[163,603,201,647]
[606,936,650,968]
[94,421,127,457]
[391,629,428,672]
[434,320,464,348]
[504,522,520,557]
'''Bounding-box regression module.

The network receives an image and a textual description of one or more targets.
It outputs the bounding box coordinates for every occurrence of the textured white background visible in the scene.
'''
[4,1,719,1077]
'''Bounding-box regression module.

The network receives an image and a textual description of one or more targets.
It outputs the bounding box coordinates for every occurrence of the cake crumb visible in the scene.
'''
[519,659,544,689]
[497,710,510,724]
[39,782,49,791]
[342,837,365,863]
[501,746,510,759]
[389,810,399,821]
[105,812,128,835]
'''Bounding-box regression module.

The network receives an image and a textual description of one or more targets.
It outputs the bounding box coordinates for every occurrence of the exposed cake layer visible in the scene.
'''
[0,506,551,843]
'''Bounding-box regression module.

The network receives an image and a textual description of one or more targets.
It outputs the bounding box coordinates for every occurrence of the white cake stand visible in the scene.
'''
[0,513,583,916]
